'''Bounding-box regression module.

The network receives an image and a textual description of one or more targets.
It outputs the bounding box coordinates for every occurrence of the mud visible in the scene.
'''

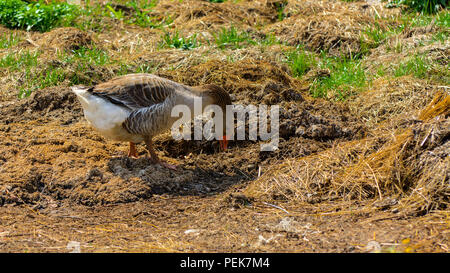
[0,62,362,208]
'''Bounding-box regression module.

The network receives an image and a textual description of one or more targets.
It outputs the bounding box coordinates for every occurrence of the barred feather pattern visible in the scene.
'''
[91,73,180,109]
[89,74,188,136]
[75,73,232,142]
[122,93,177,136]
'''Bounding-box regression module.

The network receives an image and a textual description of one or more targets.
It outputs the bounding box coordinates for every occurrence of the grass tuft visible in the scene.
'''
[213,26,256,49]
[159,31,200,50]
[286,49,316,77]
[311,54,367,100]
[0,32,20,49]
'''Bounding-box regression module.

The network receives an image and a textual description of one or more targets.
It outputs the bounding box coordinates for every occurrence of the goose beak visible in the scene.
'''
[219,135,228,151]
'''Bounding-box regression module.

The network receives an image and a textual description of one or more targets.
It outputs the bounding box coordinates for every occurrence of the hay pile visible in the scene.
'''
[158,58,304,104]
[34,27,95,53]
[364,30,450,74]
[245,91,449,215]
[348,76,439,128]
[266,1,384,57]
[151,0,282,34]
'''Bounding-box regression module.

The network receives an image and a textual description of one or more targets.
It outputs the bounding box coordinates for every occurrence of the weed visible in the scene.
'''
[213,26,256,49]
[159,31,200,50]
[18,67,66,98]
[259,33,279,46]
[0,32,20,49]
[311,54,367,100]
[286,49,316,77]
[105,4,124,20]
[277,4,286,21]
[125,0,169,28]
[71,47,110,66]
[361,23,390,48]
[394,54,431,78]
[431,30,449,43]
[0,51,39,71]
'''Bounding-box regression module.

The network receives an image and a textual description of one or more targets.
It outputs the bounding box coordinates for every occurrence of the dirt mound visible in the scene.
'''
[266,7,379,57]
[159,59,303,103]
[364,29,450,74]
[348,76,442,128]
[283,0,401,18]
[151,0,281,33]
[0,59,364,208]
[245,92,449,215]
[0,87,82,125]
[34,27,95,52]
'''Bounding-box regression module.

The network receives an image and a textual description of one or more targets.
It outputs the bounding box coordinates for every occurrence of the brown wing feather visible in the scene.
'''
[91,74,182,109]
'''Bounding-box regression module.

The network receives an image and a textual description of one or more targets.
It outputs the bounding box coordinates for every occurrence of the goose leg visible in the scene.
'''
[145,137,177,170]
[128,142,138,158]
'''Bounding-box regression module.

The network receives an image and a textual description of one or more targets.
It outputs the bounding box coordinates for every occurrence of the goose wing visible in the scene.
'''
[90,73,187,136]
[91,73,182,109]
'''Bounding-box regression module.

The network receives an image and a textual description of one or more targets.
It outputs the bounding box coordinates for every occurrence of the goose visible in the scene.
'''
[71,73,232,170]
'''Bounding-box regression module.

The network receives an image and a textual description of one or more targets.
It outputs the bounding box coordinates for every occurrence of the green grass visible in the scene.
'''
[0,51,39,71]
[394,54,431,78]
[286,49,316,77]
[0,32,20,49]
[310,54,367,100]
[70,47,110,66]
[76,1,171,31]
[0,0,78,32]
[259,33,281,47]
[159,31,201,50]
[213,26,256,49]
[387,54,449,84]
[431,30,449,43]
[18,67,66,98]
[361,23,392,50]
[124,0,169,28]
[435,10,450,27]
[12,46,113,97]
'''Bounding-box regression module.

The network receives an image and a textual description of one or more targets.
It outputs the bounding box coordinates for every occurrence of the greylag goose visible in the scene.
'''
[71,73,232,169]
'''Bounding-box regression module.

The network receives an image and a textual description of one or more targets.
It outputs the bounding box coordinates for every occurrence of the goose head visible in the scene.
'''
[197,84,232,151]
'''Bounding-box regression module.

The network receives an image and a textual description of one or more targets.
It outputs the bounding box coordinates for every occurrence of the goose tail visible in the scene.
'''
[71,86,94,109]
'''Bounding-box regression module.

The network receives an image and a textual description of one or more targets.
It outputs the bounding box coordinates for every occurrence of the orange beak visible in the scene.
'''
[219,135,228,151]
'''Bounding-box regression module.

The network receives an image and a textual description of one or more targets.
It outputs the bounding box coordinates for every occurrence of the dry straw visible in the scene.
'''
[245,90,449,215]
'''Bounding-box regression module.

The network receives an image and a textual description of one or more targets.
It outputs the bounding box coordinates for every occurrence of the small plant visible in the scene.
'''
[159,31,200,50]
[259,33,279,46]
[0,51,39,71]
[18,67,66,98]
[277,3,286,21]
[310,54,367,100]
[286,49,316,77]
[213,26,256,49]
[126,0,168,28]
[105,4,124,20]
[361,23,389,48]
[71,47,110,66]
[394,55,431,78]
[0,32,20,49]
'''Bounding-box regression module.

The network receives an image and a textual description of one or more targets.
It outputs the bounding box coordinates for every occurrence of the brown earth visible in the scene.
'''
[0,0,448,253]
